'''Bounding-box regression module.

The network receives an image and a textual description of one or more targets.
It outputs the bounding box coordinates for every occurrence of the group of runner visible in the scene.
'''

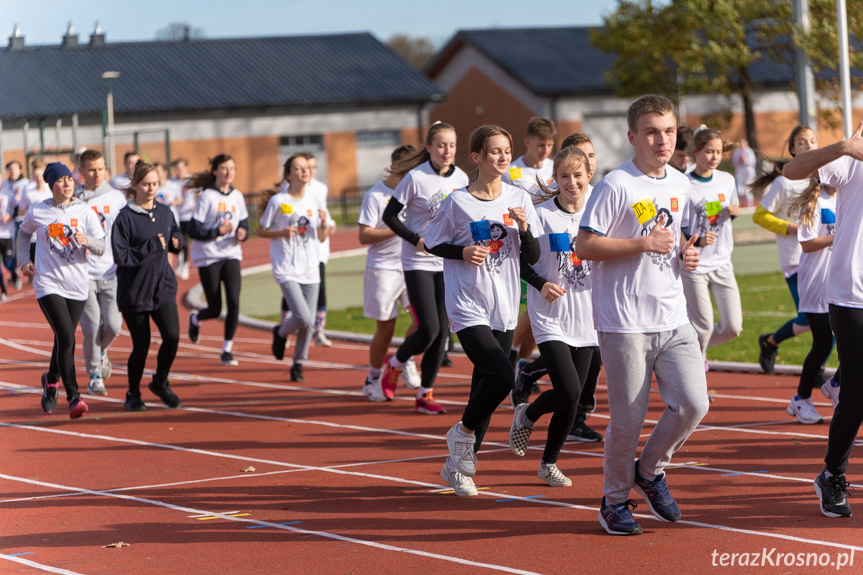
[5,93,861,532]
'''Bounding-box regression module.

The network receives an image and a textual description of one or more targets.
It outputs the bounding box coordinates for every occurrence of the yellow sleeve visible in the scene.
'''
[752,205,790,236]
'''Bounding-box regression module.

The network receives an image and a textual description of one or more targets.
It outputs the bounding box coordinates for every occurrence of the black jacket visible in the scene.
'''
[112,202,184,313]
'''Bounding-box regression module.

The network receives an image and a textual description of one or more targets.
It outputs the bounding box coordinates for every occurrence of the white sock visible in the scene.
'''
[390,355,405,370]
[191,313,200,327]
[223,340,233,353]
[520,409,534,429]
[369,366,382,379]
[417,387,430,399]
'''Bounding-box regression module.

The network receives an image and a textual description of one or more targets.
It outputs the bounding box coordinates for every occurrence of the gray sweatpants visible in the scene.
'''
[681,262,743,358]
[79,279,122,376]
[278,281,320,364]
[599,324,710,504]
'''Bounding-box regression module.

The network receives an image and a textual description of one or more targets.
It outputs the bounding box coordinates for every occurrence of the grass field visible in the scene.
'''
[256,271,838,369]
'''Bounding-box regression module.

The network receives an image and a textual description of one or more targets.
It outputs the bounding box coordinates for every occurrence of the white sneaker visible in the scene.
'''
[178,262,190,280]
[88,374,107,396]
[787,395,824,424]
[362,377,387,402]
[538,461,572,487]
[314,331,332,347]
[446,422,477,477]
[402,359,421,389]
[100,352,111,380]
[440,457,478,496]
[821,377,840,409]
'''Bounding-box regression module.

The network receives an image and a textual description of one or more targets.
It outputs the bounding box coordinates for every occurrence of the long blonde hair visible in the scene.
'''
[533,147,590,204]
[388,122,456,177]
[787,183,823,228]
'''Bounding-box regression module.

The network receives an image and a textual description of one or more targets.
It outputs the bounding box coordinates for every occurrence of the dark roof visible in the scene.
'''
[426,26,860,97]
[0,33,445,120]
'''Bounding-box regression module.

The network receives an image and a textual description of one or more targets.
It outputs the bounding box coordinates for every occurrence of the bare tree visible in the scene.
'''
[155,22,205,42]
[387,34,437,70]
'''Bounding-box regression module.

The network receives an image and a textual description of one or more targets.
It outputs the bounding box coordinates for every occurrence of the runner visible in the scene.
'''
[109,151,141,190]
[171,158,195,280]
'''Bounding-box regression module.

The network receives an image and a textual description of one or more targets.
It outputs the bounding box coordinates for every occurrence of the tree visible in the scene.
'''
[155,22,205,42]
[387,35,437,70]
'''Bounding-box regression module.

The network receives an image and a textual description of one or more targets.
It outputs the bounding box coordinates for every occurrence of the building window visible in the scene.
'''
[279,134,324,148]
[356,130,400,147]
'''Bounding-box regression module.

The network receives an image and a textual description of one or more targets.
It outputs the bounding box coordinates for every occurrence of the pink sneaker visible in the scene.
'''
[69,397,89,420]
[415,391,447,414]
[380,354,402,400]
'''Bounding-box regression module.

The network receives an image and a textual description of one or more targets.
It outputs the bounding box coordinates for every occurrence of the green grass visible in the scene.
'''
[256,272,837,368]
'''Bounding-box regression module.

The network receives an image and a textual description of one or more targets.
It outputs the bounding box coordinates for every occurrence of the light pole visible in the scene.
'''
[101,71,120,177]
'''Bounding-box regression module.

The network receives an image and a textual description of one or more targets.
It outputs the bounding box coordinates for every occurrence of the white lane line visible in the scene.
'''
[0,554,87,575]
[0,473,543,575]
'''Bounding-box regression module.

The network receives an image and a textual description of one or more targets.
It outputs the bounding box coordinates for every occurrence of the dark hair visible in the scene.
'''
[692,126,734,154]
[388,122,456,177]
[123,151,141,162]
[187,154,234,190]
[123,160,159,200]
[469,124,513,162]
[391,145,416,165]
[676,125,694,152]
[787,125,816,157]
[79,149,104,166]
[279,153,314,185]
[5,160,22,170]
[171,157,188,168]
[749,125,817,200]
[30,157,46,170]
[561,133,592,149]
[525,116,557,140]
[627,95,675,132]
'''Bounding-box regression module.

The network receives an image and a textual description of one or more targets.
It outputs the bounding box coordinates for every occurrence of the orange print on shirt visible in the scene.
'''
[718,193,726,202]
[217,202,226,212]
[71,219,78,227]
[670,198,679,212]
[502,213,514,226]
[570,253,582,265]
[103,206,110,214]
[489,239,503,254]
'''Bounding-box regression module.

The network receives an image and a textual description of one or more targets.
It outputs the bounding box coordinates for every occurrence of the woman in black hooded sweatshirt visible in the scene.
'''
[112,161,184,411]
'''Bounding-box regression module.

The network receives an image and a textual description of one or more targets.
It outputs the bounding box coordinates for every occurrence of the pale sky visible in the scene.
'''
[0,0,619,47]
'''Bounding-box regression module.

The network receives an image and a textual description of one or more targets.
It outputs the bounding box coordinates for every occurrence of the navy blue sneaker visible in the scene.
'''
[598,497,643,535]
[634,460,681,522]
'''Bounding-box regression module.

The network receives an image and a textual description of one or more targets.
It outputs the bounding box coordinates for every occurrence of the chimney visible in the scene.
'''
[89,21,105,48]
[62,22,78,48]
[8,24,24,51]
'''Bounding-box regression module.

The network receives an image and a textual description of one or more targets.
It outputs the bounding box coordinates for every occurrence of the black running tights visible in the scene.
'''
[397,270,448,389]
[519,347,601,419]
[197,259,241,340]
[798,313,836,398]
[824,305,863,476]
[38,295,86,401]
[123,304,180,394]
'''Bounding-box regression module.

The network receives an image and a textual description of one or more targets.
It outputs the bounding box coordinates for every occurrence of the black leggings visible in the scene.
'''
[37,295,86,402]
[798,313,837,398]
[197,259,241,340]
[458,326,515,451]
[123,304,180,394]
[179,221,190,261]
[519,348,601,419]
[825,305,863,476]
[397,270,448,389]
[525,342,595,464]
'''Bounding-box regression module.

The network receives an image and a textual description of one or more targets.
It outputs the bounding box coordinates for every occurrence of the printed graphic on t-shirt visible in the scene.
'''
[217,202,236,227]
[428,190,447,220]
[47,222,78,262]
[639,200,676,272]
[549,231,590,289]
[693,198,727,234]
[471,217,511,275]
[822,208,836,242]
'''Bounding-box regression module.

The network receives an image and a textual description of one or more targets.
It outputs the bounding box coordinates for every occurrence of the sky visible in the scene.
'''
[0,0,619,47]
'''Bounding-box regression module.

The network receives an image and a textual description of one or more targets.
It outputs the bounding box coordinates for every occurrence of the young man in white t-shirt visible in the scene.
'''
[783,123,863,519]
[109,151,140,190]
[577,95,708,535]
[75,150,127,396]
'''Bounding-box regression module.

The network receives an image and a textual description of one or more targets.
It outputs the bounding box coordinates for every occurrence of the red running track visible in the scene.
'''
[0,232,861,575]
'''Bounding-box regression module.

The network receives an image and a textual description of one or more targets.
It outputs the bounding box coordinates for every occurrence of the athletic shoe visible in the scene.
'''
[178,262,190,280]
[440,353,453,368]
[633,459,681,522]
[821,377,840,409]
[598,497,643,536]
[13,278,22,290]
[362,377,387,403]
[123,391,148,412]
[290,363,305,383]
[100,352,111,380]
[314,331,332,347]
[509,403,533,456]
[440,457,478,497]
[69,397,88,419]
[0,291,7,301]
[567,420,603,442]
[402,359,421,389]
[380,354,401,400]
[814,469,852,518]
[220,352,239,366]
[188,311,200,344]
[758,334,778,374]
[40,372,58,414]
[272,325,288,360]
[415,391,447,414]
[786,395,824,424]
[510,359,533,407]
[538,461,571,487]
[87,374,107,396]
[148,380,181,408]
[446,422,477,477]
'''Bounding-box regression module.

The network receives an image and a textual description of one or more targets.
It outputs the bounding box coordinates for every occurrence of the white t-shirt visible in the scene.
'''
[424,183,540,333]
[683,170,737,274]
[173,178,198,222]
[189,187,249,268]
[760,176,810,278]
[7,178,30,223]
[259,190,324,285]
[82,186,127,281]
[818,156,863,308]
[357,181,403,272]
[19,198,105,300]
[732,147,757,185]
[796,190,835,314]
[395,161,470,272]
[109,173,132,190]
[0,188,16,240]
[19,182,53,242]
[527,197,598,347]
[580,160,691,333]
[156,182,181,225]
[501,156,554,200]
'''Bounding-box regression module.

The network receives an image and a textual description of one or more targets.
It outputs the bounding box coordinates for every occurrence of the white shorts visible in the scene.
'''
[363,267,409,321]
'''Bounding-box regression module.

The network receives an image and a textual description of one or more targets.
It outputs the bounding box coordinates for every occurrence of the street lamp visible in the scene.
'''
[101,70,120,177]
